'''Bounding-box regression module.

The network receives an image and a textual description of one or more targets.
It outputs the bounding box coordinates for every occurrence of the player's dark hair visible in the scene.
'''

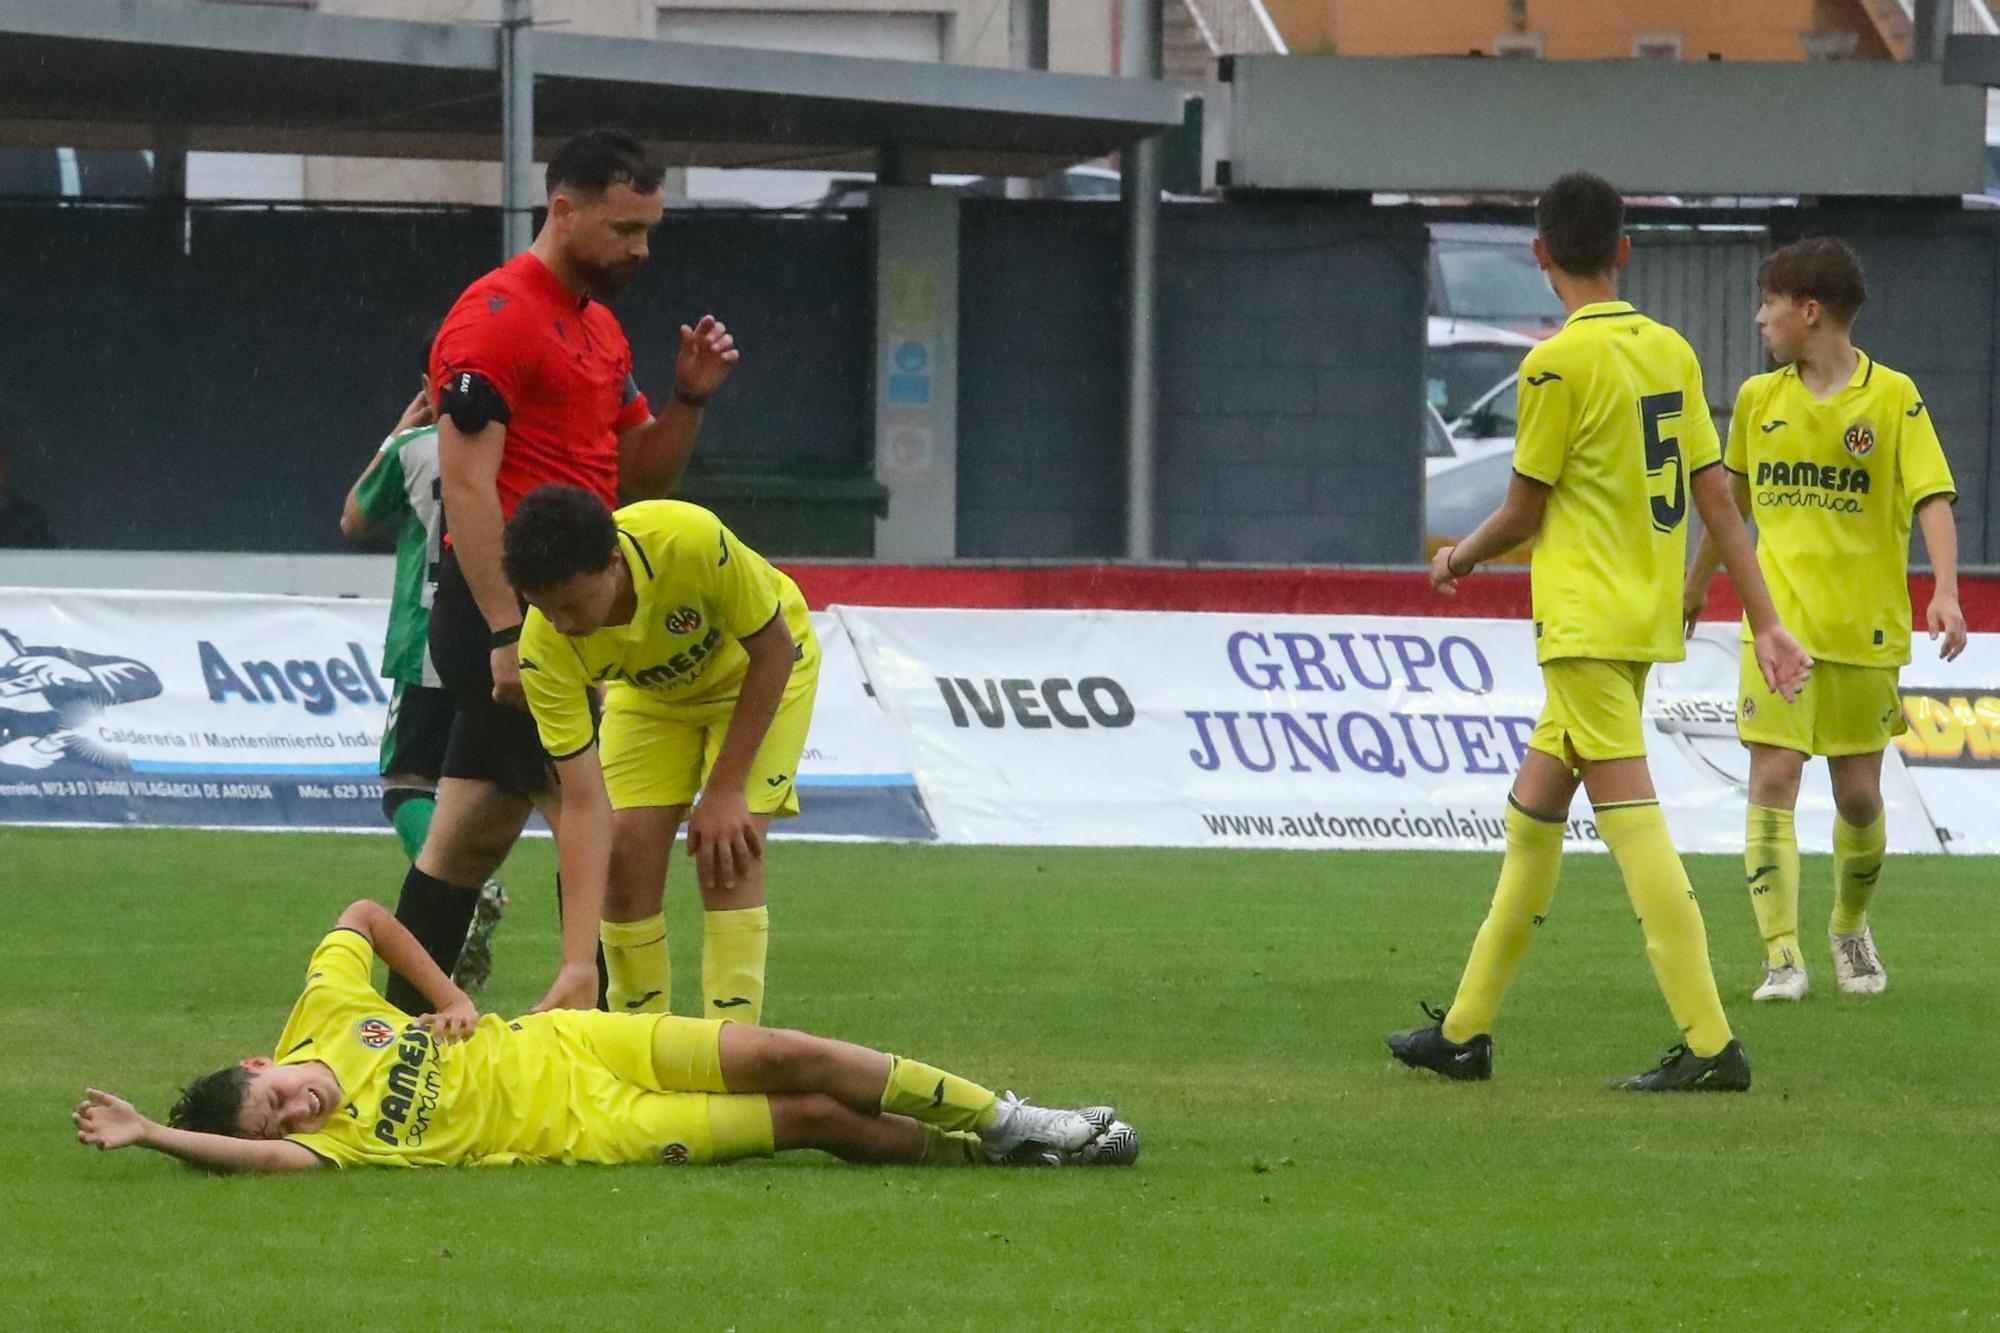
[1534,172,1625,277]
[546,128,664,198]
[1758,237,1866,325]
[168,1066,254,1139]
[503,484,619,592]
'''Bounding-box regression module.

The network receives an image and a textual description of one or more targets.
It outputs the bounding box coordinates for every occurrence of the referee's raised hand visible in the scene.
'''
[675,315,739,401]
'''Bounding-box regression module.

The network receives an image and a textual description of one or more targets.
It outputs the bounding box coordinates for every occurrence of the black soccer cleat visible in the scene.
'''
[1614,1039,1752,1093]
[1386,1002,1492,1082]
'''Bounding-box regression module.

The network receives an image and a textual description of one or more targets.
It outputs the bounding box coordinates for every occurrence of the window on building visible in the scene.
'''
[1633,31,1684,61]
[1492,32,1545,58]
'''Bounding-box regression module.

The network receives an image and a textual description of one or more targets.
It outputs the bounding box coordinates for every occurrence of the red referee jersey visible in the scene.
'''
[429,251,652,520]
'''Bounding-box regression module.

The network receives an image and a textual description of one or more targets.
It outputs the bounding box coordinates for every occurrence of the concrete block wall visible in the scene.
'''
[957,198,1427,563]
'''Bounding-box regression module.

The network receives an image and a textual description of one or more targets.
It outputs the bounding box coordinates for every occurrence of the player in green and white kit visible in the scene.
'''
[341,388,507,991]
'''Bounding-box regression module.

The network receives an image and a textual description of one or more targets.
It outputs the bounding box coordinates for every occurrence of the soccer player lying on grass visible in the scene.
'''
[71,899,1137,1173]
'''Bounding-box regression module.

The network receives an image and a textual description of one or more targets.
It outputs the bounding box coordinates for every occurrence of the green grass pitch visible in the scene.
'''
[3,826,1996,1328]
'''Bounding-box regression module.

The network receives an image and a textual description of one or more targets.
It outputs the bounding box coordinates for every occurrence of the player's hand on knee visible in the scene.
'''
[688,790,760,894]
[530,964,600,1014]
[416,997,481,1044]
[74,1088,148,1151]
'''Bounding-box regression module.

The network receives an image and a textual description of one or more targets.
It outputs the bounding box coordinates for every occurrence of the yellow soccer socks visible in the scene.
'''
[601,914,671,1015]
[880,1055,1000,1134]
[1442,799,1565,1044]
[1597,801,1733,1058]
[917,1126,985,1166]
[1830,810,1887,937]
[703,905,770,1025]
[1745,805,1802,969]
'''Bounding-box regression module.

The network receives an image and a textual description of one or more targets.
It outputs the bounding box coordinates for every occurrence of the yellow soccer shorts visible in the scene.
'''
[1528,658,1652,771]
[1736,645,1905,757]
[600,636,821,814]
[562,1011,775,1165]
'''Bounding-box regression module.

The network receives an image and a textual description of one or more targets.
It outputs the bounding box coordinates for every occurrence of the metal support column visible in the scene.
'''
[1912,0,1949,63]
[1120,0,1163,561]
[499,0,535,258]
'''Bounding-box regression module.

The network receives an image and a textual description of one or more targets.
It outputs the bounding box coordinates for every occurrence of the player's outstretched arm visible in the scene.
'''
[1430,473,1549,595]
[537,747,616,1013]
[335,901,479,1040]
[687,613,793,894]
[1692,466,1811,699]
[1683,470,1753,637]
[73,1089,320,1173]
[1917,495,1968,662]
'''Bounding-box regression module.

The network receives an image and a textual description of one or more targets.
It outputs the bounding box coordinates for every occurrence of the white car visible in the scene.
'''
[1446,371,1520,463]
[1426,315,1536,425]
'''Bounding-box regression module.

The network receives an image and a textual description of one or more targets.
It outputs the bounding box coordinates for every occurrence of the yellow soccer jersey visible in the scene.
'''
[276,930,697,1167]
[1513,301,1722,664]
[519,500,815,760]
[1725,352,1955,668]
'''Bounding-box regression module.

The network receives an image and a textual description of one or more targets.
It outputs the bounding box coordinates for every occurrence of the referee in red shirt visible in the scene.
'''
[386,128,739,1017]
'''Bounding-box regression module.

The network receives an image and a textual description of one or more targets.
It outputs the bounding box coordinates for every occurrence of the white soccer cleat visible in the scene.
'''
[1752,963,1810,1002]
[1071,1105,1140,1166]
[980,1092,1095,1164]
[1830,927,1888,995]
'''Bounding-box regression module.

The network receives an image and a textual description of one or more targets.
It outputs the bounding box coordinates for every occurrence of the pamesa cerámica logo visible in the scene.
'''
[1188,630,1536,777]
[200,641,391,716]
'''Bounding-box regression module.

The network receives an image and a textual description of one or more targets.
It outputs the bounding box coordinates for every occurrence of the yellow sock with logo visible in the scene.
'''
[1597,801,1732,1058]
[917,1125,984,1166]
[1441,799,1566,1044]
[1830,811,1887,936]
[880,1055,1000,1133]
[600,914,670,1015]
[1745,805,1802,969]
[702,906,769,1025]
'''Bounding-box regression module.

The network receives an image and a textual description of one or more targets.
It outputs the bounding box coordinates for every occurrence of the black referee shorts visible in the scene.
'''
[429,547,554,796]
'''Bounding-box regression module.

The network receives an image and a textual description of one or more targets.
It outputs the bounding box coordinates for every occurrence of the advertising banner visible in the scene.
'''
[0,593,933,840]
[839,607,1982,854]
[0,589,393,829]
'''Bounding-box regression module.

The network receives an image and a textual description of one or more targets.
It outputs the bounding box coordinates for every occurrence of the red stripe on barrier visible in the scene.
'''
[780,563,2000,631]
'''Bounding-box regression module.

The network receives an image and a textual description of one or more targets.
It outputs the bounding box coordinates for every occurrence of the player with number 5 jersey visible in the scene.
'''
[1387,172,1812,1093]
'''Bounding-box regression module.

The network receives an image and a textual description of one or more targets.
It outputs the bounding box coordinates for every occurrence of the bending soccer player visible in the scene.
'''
[1387,172,1813,1092]
[1684,237,1964,1002]
[340,380,507,991]
[72,898,1137,1172]
[506,484,817,1026]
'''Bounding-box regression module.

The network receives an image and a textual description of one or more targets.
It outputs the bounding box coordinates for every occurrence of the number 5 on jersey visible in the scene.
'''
[1639,391,1687,534]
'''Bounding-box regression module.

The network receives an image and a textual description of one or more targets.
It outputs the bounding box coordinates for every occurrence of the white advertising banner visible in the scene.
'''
[838,607,1990,854]
[0,589,394,829]
[0,594,933,840]
[1895,635,2000,854]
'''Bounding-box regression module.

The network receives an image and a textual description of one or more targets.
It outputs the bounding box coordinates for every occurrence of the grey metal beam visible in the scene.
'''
[1228,56,1983,197]
[1121,0,1162,562]
[0,0,1181,166]
[499,0,534,259]
[1945,33,2000,85]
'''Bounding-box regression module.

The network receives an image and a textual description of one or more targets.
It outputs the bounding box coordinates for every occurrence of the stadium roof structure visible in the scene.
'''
[0,0,1184,177]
